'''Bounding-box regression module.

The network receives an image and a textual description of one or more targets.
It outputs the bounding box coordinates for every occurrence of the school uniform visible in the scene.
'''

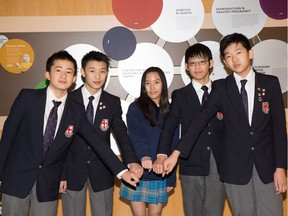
[62,86,138,216]
[175,69,287,216]
[0,87,127,216]
[158,80,225,216]
[120,101,178,204]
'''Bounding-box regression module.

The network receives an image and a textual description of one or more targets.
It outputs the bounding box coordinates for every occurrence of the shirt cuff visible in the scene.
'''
[157,154,167,158]
[141,156,151,161]
[117,169,128,179]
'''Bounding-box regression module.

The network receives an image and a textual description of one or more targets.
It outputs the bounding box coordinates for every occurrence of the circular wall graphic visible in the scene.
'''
[212,0,267,39]
[151,0,204,43]
[0,39,34,74]
[112,0,163,29]
[259,0,287,20]
[103,26,136,61]
[252,39,287,93]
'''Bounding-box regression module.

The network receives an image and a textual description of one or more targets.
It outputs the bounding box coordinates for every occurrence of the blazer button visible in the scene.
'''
[39,165,42,169]
[87,146,91,150]
[87,160,91,164]
[251,147,255,151]
[208,132,211,135]
[250,131,254,135]
[207,146,211,150]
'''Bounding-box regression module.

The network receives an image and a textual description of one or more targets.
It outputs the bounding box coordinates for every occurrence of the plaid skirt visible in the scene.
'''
[120,179,168,204]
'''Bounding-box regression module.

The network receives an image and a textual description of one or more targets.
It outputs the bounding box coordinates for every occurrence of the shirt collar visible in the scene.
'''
[81,85,102,100]
[233,67,255,83]
[192,79,212,92]
[47,86,67,107]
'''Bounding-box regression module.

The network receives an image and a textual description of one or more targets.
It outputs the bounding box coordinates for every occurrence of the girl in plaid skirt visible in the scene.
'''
[120,67,179,215]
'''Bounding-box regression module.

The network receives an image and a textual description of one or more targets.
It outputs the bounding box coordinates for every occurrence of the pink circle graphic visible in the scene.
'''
[112,0,163,29]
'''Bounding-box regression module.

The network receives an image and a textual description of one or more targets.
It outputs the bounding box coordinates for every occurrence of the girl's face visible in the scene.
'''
[145,71,162,105]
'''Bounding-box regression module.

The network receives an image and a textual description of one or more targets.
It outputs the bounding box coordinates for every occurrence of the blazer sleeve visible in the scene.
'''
[0,90,27,179]
[110,97,138,165]
[157,90,182,155]
[176,82,222,158]
[270,76,287,169]
[166,124,180,187]
[77,117,127,176]
[126,103,150,161]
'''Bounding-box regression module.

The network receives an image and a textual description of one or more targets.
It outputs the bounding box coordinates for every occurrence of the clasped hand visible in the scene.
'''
[152,150,180,176]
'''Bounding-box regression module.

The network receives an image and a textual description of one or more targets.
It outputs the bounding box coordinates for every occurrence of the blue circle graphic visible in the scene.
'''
[103,26,137,61]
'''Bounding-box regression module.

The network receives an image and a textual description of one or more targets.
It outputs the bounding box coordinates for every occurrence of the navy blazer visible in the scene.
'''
[0,88,127,202]
[127,101,178,186]
[63,87,138,192]
[158,83,224,176]
[176,70,287,185]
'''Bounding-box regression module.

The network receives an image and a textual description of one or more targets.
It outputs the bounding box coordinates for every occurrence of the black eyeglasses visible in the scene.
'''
[187,60,209,67]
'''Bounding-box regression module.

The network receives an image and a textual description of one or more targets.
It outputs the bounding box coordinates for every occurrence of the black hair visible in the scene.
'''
[185,43,213,78]
[220,33,252,57]
[136,66,169,126]
[185,43,213,63]
[46,50,77,75]
[81,51,110,70]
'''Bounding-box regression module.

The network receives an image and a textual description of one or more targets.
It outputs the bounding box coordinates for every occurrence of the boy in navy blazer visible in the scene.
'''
[153,43,225,216]
[60,51,143,216]
[163,33,287,216]
[0,50,139,216]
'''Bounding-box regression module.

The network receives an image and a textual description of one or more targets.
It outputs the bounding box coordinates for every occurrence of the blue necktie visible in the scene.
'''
[43,100,61,154]
[86,96,95,124]
[201,85,209,106]
[240,79,248,117]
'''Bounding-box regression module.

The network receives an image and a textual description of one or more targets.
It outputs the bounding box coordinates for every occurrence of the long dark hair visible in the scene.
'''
[136,66,169,126]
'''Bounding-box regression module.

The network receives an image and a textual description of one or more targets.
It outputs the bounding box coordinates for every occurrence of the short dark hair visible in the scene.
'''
[220,33,252,57]
[81,51,110,70]
[185,43,213,63]
[46,50,77,75]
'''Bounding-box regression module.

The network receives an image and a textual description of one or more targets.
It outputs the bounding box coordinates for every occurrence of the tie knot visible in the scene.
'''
[240,79,247,87]
[52,100,62,108]
[89,96,95,102]
[201,85,208,92]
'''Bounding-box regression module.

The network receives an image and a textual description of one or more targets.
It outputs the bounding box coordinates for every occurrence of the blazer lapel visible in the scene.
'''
[226,75,250,125]
[185,83,202,111]
[48,88,83,154]
[251,72,263,127]
[36,89,48,152]
[95,91,109,130]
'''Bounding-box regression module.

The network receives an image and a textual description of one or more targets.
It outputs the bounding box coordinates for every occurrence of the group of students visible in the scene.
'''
[0,32,286,216]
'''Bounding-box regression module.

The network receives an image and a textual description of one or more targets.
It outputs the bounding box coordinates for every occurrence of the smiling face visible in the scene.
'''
[45,59,76,98]
[145,71,163,105]
[81,60,108,95]
[223,42,253,78]
[186,56,213,85]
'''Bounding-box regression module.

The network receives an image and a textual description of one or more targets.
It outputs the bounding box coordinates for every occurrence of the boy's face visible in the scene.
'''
[223,42,253,78]
[81,60,108,95]
[45,59,76,94]
[186,56,213,85]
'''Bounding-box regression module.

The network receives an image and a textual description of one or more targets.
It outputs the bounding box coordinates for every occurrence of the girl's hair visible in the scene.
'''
[136,66,169,126]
